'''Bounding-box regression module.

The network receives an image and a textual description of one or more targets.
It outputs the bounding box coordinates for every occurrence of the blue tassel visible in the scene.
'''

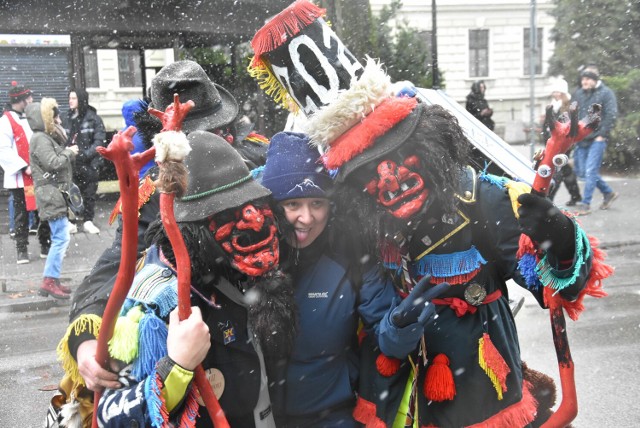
[412,246,487,277]
[144,370,166,428]
[479,171,508,189]
[518,253,542,291]
[132,310,168,380]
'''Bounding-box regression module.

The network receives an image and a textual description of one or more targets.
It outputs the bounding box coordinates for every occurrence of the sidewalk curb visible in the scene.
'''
[0,295,69,313]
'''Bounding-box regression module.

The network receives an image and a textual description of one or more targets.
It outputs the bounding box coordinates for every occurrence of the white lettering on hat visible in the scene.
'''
[271,20,363,116]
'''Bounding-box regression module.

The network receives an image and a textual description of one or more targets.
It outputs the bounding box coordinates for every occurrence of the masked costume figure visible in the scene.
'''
[248,2,611,426]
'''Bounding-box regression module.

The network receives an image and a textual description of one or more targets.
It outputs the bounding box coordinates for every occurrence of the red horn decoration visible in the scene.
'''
[533,103,600,428]
[91,127,156,427]
[155,95,230,428]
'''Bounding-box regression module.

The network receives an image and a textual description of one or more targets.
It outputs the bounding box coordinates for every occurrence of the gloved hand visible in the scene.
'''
[517,193,575,259]
[391,275,450,328]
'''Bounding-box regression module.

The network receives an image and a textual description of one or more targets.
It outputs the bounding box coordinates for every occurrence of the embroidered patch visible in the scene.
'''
[218,321,236,345]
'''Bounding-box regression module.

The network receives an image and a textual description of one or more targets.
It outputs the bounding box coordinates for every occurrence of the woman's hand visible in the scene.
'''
[167,307,211,370]
[76,339,122,392]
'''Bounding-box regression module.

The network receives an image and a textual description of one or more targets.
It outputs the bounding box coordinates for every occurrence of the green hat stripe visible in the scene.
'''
[179,173,253,202]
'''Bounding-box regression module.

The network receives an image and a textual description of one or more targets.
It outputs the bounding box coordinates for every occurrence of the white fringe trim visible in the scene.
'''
[306,57,392,149]
[153,131,191,163]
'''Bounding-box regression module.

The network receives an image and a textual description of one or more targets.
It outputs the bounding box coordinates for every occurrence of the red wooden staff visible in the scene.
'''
[149,94,230,428]
[91,127,156,427]
[531,102,600,428]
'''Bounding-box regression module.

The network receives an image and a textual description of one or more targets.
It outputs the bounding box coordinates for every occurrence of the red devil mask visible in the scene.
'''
[363,155,429,220]
[209,203,279,276]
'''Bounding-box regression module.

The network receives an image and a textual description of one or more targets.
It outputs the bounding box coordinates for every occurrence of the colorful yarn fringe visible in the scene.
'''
[352,396,386,428]
[109,305,144,363]
[245,132,269,145]
[412,246,487,284]
[56,314,102,386]
[146,371,169,428]
[132,310,169,380]
[478,333,510,400]
[109,174,156,225]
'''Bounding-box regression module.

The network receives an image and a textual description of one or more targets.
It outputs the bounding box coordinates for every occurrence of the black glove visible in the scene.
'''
[391,275,450,328]
[517,193,575,259]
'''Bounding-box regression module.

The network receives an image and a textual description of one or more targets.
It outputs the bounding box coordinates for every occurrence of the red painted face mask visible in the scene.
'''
[209,203,279,277]
[364,155,429,220]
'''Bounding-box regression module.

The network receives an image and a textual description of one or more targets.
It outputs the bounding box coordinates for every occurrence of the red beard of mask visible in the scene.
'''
[210,204,279,277]
[364,155,429,220]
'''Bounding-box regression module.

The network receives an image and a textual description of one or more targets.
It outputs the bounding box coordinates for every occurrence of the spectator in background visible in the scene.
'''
[465,80,495,131]
[27,98,78,299]
[0,81,50,263]
[63,88,105,234]
[121,98,155,177]
[571,65,619,215]
[544,77,582,206]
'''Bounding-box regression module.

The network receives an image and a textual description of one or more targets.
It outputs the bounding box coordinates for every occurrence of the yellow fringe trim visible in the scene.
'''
[478,335,504,400]
[505,180,532,219]
[108,306,143,363]
[247,58,299,113]
[56,314,102,387]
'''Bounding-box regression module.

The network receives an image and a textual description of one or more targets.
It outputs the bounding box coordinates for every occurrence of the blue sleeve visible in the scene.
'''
[357,264,423,359]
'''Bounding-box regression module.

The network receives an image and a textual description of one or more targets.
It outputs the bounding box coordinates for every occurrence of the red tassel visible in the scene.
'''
[376,353,401,377]
[251,0,326,61]
[424,353,456,402]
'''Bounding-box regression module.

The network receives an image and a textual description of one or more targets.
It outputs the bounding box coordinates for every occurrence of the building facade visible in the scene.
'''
[370,0,560,142]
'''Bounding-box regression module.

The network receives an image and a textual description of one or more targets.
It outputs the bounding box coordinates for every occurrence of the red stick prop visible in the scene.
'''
[532,103,600,428]
[91,127,156,427]
[154,94,230,428]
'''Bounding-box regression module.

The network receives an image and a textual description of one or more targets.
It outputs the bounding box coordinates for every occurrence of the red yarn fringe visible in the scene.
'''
[352,396,387,428]
[467,380,538,428]
[424,353,456,402]
[429,268,481,285]
[479,333,510,398]
[324,97,418,170]
[251,0,326,62]
[178,385,200,428]
[543,234,612,321]
[376,353,401,377]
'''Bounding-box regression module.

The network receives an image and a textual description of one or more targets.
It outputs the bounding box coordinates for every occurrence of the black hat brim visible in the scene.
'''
[175,178,271,222]
[181,84,239,134]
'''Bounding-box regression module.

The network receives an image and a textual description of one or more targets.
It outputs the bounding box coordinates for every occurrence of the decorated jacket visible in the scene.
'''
[88,245,273,428]
[354,167,610,428]
[272,229,420,426]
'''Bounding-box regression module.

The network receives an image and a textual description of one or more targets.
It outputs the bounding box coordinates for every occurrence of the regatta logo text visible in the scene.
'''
[308,292,329,298]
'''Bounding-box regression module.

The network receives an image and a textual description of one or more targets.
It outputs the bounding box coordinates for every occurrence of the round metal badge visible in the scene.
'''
[464,282,487,306]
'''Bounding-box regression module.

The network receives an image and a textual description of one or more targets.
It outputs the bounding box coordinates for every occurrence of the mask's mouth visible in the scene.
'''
[378,172,429,219]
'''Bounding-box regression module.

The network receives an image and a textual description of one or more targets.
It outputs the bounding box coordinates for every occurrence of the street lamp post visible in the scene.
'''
[529,0,537,158]
[431,0,439,88]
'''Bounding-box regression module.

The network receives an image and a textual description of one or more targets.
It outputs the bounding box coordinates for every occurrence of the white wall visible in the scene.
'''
[90,49,174,131]
[370,0,559,142]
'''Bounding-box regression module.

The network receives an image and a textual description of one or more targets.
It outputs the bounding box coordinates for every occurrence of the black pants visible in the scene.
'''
[9,188,50,253]
[73,164,98,222]
[549,164,581,202]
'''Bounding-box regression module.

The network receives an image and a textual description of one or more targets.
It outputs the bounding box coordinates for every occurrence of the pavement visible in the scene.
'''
[0,145,638,313]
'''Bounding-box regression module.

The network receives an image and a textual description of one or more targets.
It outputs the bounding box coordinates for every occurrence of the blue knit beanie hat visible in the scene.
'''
[261,132,333,201]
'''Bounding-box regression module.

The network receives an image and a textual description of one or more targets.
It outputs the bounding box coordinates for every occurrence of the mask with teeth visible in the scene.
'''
[363,155,429,220]
[209,203,279,276]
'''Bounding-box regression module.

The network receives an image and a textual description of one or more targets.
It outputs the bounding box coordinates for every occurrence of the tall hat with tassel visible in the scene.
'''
[249,0,422,182]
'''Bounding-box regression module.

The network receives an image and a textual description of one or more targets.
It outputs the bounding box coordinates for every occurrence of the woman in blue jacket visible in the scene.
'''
[260,132,446,427]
